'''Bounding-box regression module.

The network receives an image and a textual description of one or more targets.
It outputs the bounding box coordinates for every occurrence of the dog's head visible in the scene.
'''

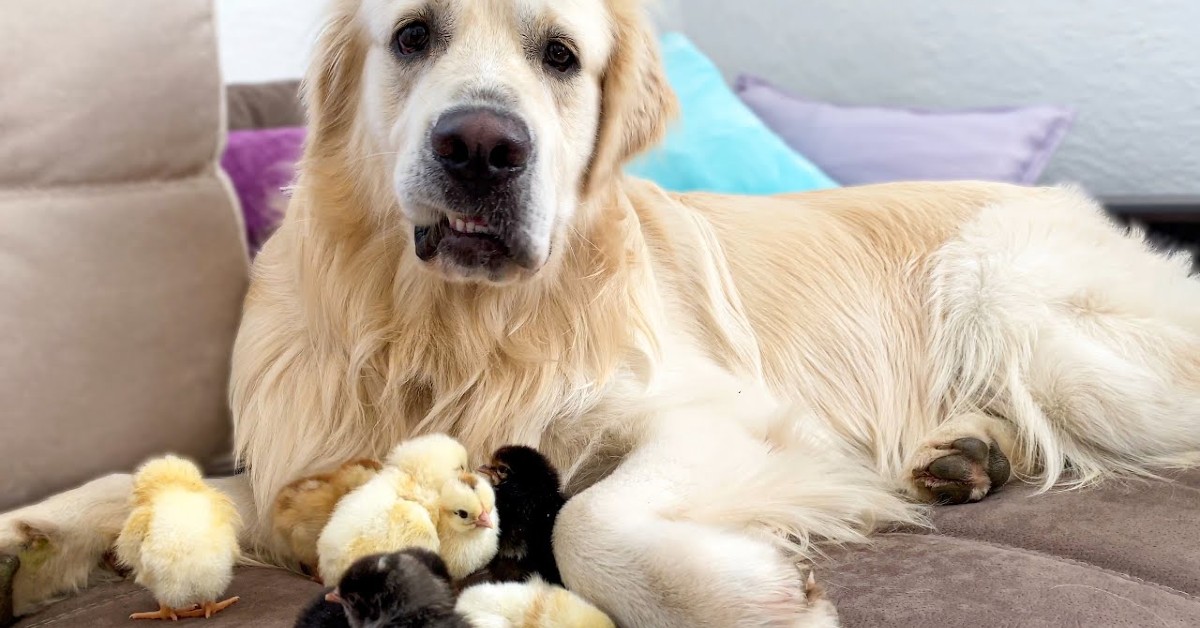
[305,0,676,284]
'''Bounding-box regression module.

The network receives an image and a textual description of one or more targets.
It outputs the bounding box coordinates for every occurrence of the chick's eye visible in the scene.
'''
[544,41,577,73]
[394,21,430,56]
[456,509,468,519]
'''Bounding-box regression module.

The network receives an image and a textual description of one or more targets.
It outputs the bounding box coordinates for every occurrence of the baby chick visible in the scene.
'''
[273,458,383,576]
[456,578,615,628]
[436,473,499,580]
[471,446,566,586]
[294,591,349,628]
[114,455,241,620]
[316,467,438,585]
[317,435,470,584]
[296,548,470,628]
[387,433,471,495]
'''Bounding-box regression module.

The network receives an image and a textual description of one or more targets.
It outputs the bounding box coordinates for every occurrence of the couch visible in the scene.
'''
[3,1,1198,626]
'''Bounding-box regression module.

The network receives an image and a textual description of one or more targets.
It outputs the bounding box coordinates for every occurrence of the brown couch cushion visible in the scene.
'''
[0,0,247,510]
[226,82,305,131]
[822,473,1200,626]
[931,469,1200,598]
[12,568,319,628]
[825,533,1200,627]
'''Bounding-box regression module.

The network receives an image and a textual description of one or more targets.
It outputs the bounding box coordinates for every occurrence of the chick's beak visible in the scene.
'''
[325,590,343,604]
[477,465,500,484]
[475,509,495,529]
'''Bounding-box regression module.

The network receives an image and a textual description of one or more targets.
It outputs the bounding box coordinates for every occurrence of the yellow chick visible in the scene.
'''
[387,433,471,493]
[316,434,469,584]
[114,455,241,621]
[456,578,615,628]
[271,458,382,576]
[436,473,499,579]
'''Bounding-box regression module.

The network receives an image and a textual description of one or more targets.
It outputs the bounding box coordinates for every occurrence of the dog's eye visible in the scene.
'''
[544,41,578,73]
[394,21,430,56]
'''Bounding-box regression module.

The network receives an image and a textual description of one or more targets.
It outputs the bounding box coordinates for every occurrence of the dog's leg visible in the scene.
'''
[0,473,258,618]
[929,186,1200,495]
[555,406,915,628]
[906,412,1018,504]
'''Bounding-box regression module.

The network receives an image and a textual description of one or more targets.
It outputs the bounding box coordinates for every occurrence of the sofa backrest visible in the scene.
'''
[0,0,248,510]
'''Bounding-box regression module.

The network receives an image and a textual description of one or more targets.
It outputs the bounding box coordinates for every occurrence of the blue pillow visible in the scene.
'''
[625,33,838,195]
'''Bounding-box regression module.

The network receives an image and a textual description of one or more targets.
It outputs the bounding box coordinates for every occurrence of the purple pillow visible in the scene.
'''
[220,127,305,255]
[734,75,1075,186]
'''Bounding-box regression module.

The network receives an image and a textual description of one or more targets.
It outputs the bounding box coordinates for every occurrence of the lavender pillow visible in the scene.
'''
[734,75,1075,186]
[220,127,305,255]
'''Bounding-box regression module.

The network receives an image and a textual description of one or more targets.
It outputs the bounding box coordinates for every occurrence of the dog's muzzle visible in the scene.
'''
[412,106,539,275]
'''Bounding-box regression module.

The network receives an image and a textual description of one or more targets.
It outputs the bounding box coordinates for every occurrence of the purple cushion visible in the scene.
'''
[734,74,1075,186]
[220,127,305,255]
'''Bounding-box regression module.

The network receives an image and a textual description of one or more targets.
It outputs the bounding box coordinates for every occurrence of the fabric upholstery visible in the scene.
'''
[0,1,223,188]
[226,81,306,131]
[0,0,247,510]
[824,534,1199,627]
[821,473,1200,626]
[929,470,1200,598]
[12,568,320,628]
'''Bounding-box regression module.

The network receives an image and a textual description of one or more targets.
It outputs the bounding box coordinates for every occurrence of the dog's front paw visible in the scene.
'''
[910,437,1011,504]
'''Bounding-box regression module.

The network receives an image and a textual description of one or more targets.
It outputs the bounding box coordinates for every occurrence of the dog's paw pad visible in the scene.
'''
[913,437,1010,504]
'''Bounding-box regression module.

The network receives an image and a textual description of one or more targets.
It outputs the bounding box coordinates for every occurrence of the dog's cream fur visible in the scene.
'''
[4,0,1200,625]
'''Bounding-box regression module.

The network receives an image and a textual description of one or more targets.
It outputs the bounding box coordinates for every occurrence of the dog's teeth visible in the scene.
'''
[454,218,466,232]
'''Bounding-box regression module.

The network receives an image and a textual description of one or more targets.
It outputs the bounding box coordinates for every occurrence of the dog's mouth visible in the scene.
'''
[413,212,523,275]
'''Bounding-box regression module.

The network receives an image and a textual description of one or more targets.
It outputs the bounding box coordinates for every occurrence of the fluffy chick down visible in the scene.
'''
[468,445,565,587]
[272,458,383,574]
[296,548,470,628]
[316,434,470,584]
[115,455,241,620]
[456,578,615,628]
[436,472,499,579]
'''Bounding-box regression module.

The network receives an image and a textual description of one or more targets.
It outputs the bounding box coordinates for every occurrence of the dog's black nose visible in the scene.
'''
[431,108,531,186]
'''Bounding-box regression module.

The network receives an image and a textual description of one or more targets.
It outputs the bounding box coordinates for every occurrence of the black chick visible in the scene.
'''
[460,445,566,590]
[295,548,470,628]
[294,590,349,628]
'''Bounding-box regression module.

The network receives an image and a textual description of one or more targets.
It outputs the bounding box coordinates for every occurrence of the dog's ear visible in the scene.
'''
[584,0,679,195]
[302,1,369,146]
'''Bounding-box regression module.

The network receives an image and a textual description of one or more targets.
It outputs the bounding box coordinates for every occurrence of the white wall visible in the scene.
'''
[216,0,324,83]
[216,0,1200,194]
[678,0,1200,195]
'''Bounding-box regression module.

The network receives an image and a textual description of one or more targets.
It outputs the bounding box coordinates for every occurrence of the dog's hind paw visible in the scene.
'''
[911,437,1011,504]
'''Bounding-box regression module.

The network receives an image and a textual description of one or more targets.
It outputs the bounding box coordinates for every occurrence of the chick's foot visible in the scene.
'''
[175,597,239,619]
[130,603,197,620]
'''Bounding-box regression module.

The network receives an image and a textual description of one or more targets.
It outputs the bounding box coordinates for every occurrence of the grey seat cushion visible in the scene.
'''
[13,568,320,628]
[823,470,1200,626]
[825,533,1199,627]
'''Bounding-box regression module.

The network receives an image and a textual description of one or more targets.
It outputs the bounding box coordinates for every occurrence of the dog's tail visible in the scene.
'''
[675,405,926,558]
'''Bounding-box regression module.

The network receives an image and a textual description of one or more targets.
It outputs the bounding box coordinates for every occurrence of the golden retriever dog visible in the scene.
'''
[5,0,1200,625]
